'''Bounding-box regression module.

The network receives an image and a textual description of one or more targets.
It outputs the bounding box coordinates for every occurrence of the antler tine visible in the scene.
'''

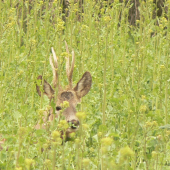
[49,47,58,88]
[65,41,70,80]
[65,41,75,88]
[69,50,75,85]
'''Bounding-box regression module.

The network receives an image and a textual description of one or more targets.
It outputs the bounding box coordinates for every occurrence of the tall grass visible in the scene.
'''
[0,0,170,169]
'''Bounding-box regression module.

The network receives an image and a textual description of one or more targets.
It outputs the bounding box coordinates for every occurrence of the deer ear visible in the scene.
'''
[73,72,92,98]
[36,75,54,100]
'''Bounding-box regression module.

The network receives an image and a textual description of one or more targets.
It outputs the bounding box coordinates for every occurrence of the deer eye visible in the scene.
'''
[56,106,62,111]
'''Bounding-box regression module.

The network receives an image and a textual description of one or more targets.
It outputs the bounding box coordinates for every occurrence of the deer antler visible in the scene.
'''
[65,41,75,88]
[49,47,58,88]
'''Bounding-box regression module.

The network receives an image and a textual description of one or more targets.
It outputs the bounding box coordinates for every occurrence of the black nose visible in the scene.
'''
[56,106,62,111]
[69,119,80,129]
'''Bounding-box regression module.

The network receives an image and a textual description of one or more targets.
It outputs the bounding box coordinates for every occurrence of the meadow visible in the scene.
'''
[0,0,170,169]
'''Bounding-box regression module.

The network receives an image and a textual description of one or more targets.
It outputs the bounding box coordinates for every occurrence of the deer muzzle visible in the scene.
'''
[68,119,80,129]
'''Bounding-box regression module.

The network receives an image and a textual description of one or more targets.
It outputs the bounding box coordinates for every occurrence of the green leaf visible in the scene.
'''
[98,124,107,134]
[159,124,170,129]
[13,111,22,120]
[35,129,46,136]
[92,134,98,142]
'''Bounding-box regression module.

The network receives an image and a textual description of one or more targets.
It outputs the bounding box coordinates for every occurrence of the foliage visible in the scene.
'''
[0,0,170,169]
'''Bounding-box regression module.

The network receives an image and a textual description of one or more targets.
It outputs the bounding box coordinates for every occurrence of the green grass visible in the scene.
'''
[1,0,170,169]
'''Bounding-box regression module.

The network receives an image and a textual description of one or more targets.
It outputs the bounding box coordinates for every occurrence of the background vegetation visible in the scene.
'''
[0,0,170,169]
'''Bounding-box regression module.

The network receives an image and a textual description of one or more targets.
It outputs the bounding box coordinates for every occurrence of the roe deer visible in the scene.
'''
[35,42,92,140]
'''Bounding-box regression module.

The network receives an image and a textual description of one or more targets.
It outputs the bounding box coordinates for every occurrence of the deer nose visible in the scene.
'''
[69,119,80,129]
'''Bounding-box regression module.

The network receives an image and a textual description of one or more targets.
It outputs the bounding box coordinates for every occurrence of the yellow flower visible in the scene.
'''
[56,18,65,31]
[82,158,90,166]
[145,121,152,128]
[44,159,51,166]
[46,105,52,111]
[60,120,67,125]
[98,132,102,138]
[140,46,145,50]
[141,95,146,100]
[152,121,158,127]
[25,159,35,168]
[58,120,69,130]
[52,131,60,140]
[63,123,69,130]
[15,167,22,170]
[152,151,158,158]
[100,8,105,14]
[76,112,86,121]
[159,24,163,29]
[140,105,147,112]
[131,54,135,58]
[101,137,113,146]
[157,135,162,141]
[119,146,134,161]
[114,0,119,4]
[69,132,76,138]
[89,147,94,152]
[149,29,153,33]
[75,138,80,144]
[81,25,89,32]
[118,60,123,64]
[168,0,170,5]
[101,146,107,154]
[40,61,45,63]
[61,101,69,108]
[52,138,62,145]
[61,52,71,58]
[82,124,89,130]
[166,130,170,136]
[30,39,36,45]
[39,1,43,5]
[103,16,111,23]
[160,65,165,70]
[38,109,44,116]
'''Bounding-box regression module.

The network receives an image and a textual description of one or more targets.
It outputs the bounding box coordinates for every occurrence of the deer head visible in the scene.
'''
[36,42,92,139]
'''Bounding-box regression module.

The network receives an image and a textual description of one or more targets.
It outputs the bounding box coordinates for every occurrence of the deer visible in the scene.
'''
[35,42,92,141]
[0,42,92,150]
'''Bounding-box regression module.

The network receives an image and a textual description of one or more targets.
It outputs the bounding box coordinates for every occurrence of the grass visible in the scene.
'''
[0,0,170,169]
